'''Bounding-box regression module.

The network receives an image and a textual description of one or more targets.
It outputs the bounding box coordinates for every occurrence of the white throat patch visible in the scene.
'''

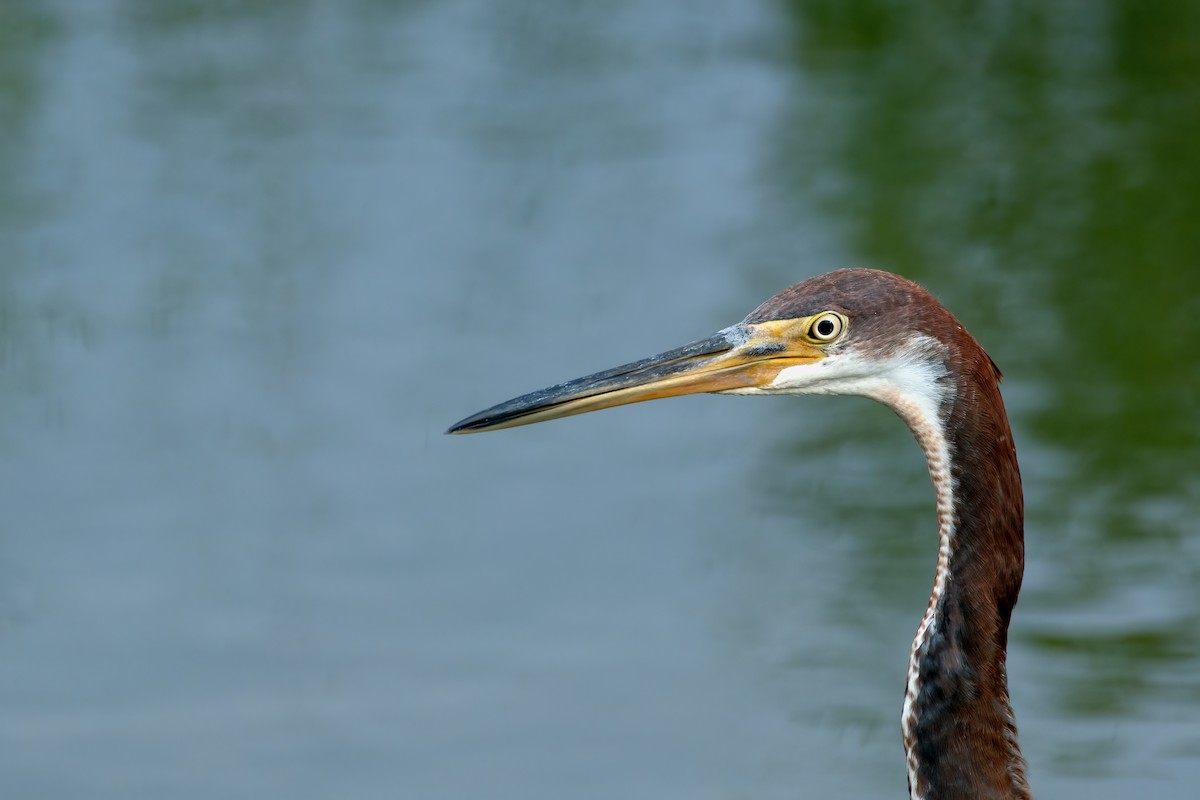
[730,342,957,800]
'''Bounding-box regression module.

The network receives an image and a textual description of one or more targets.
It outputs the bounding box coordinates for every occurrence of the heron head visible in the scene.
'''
[447,269,986,435]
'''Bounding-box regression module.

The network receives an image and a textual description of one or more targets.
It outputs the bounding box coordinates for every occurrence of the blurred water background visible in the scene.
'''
[1,1,1198,797]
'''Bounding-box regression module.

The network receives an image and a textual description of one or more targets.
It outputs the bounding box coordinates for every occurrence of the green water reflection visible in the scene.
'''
[758,0,1200,769]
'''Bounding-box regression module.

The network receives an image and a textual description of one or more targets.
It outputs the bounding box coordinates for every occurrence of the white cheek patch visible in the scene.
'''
[772,349,944,402]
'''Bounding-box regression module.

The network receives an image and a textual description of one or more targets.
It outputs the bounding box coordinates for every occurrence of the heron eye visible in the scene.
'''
[808,312,845,342]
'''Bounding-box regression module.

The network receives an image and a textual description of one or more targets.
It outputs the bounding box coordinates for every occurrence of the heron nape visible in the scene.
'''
[448,268,1030,800]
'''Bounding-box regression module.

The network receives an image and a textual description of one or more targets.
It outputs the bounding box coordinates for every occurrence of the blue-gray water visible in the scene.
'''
[2,1,1198,797]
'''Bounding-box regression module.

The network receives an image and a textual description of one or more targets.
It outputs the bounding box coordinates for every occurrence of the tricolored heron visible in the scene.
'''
[448,268,1030,799]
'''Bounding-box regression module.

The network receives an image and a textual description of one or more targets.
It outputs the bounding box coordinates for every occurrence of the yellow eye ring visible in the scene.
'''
[807,312,846,343]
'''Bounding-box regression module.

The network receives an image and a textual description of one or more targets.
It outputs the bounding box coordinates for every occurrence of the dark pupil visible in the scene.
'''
[816,318,835,337]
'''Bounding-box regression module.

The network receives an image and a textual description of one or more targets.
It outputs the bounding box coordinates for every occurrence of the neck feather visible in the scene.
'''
[873,351,1029,800]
